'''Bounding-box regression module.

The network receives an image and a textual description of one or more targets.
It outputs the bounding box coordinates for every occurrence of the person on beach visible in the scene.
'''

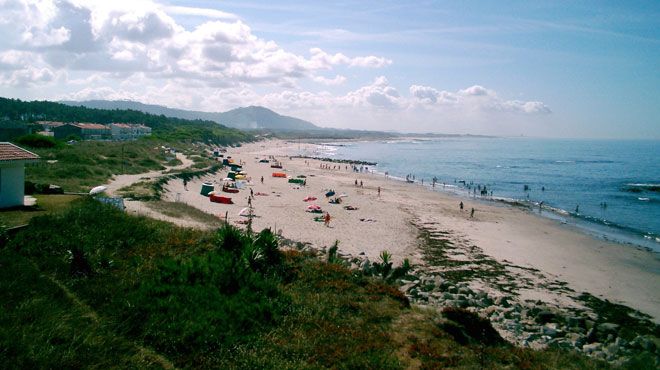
[260,176,264,184]
[460,201,464,211]
[378,186,381,197]
[355,179,358,186]
[250,188,253,198]
[470,208,475,218]
[183,178,188,191]
[360,180,363,188]
[324,212,331,227]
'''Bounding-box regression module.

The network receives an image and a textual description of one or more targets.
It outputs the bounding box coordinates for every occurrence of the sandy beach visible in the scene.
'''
[162,139,660,323]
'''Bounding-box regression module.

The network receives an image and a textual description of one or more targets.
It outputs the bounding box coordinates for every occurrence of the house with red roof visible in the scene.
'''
[0,142,40,208]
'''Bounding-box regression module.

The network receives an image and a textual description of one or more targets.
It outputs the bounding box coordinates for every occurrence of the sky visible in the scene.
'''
[0,0,658,138]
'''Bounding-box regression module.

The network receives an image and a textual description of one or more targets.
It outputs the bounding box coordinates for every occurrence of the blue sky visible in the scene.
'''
[0,0,658,138]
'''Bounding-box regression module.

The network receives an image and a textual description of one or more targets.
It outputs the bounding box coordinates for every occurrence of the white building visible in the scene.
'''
[110,123,152,141]
[0,142,40,208]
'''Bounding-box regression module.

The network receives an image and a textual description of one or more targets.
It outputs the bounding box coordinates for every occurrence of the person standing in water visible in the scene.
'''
[460,201,464,211]
[470,208,475,218]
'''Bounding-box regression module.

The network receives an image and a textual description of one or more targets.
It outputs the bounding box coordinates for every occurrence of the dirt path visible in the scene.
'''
[105,152,193,196]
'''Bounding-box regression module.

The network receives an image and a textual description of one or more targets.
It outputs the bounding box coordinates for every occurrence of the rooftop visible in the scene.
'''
[0,142,40,162]
[72,123,110,130]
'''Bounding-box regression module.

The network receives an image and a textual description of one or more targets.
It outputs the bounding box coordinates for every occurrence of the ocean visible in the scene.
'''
[301,138,660,252]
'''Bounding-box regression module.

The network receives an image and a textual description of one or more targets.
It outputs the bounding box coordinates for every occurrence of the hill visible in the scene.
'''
[62,100,319,131]
[0,97,252,145]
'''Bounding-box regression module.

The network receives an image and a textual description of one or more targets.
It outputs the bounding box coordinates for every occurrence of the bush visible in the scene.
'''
[16,134,59,148]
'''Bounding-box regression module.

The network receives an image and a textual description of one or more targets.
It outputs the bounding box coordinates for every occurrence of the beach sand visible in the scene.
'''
[163,139,660,322]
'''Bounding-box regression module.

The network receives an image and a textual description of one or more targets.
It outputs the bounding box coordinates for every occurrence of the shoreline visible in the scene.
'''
[162,139,660,324]
[314,137,660,254]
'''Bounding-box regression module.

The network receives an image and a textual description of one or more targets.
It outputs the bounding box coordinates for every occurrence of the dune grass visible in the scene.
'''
[0,198,612,369]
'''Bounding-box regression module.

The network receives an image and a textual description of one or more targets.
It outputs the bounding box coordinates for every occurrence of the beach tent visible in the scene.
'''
[325,190,335,198]
[200,182,214,196]
[303,196,317,202]
[288,178,305,184]
[272,172,287,178]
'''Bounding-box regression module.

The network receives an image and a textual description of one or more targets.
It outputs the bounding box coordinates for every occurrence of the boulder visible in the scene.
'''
[582,342,602,354]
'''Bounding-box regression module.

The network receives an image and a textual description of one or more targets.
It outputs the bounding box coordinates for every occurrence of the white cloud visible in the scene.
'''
[0,0,551,134]
[0,0,390,89]
[162,5,237,20]
[308,47,391,69]
[410,84,551,114]
[312,74,346,85]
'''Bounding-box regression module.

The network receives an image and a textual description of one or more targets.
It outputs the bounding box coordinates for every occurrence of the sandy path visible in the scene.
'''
[161,140,660,322]
[105,152,193,196]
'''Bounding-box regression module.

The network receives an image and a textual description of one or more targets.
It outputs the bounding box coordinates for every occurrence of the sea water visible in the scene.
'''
[303,138,660,252]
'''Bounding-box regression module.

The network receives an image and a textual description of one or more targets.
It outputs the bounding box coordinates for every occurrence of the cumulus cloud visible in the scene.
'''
[312,74,346,85]
[410,84,551,114]
[162,5,237,20]
[0,0,389,88]
[343,76,403,109]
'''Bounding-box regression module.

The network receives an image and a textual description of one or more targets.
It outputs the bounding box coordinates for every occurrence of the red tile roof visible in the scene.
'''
[0,142,40,162]
[73,123,109,130]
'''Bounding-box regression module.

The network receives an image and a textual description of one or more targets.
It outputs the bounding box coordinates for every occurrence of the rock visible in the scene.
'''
[614,337,627,348]
[585,328,598,343]
[566,333,585,348]
[448,286,458,294]
[596,322,620,336]
[495,296,512,308]
[582,342,602,354]
[400,282,418,293]
[566,316,586,328]
[604,343,620,357]
[591,350,607,360]
[542,324,558,337]
[458,287,471,295]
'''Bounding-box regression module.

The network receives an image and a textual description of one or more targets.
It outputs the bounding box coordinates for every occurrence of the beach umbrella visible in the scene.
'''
[89,185,107,195]
[337,194,348,198]
[325,190,335,197]
[223,177,233,181]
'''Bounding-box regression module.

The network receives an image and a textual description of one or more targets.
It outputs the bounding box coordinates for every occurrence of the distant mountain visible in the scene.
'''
[61,100,319,131]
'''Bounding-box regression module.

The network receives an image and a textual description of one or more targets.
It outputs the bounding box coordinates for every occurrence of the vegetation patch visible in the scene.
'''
[1,198,609,368]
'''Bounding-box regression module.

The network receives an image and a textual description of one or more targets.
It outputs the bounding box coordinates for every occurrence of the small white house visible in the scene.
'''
[0,142,40,208]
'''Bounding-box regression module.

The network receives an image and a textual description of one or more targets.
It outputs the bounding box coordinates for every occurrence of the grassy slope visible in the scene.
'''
[1,199,610,369]
[0,194,80,228]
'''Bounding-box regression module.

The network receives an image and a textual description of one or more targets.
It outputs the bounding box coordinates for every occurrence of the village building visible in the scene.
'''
[110,123,152,141]
[0,142,40,208]
[53,123,111,140]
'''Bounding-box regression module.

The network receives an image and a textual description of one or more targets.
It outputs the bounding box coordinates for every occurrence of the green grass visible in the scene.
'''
[145,201,224,227]
[1,198,613,369]
[0,194,80,228]
[25,139,171,192]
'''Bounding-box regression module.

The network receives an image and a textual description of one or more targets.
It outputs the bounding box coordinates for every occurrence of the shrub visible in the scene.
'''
[16,134,59,148]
